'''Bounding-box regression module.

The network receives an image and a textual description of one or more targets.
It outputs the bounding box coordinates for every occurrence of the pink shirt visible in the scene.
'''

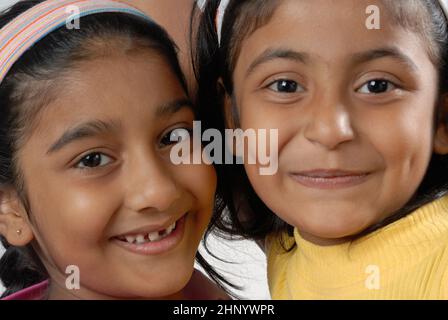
[1,280,49,300]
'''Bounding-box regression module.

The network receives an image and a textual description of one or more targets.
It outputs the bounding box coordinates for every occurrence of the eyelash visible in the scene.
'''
[74,152,114,171]
[356,78,399,94]
[72,126,193,172]
[159,127,193,148]
[266,79,305,93]
[265,78,400,95]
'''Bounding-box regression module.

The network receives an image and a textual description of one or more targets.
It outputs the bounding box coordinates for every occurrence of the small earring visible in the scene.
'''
[16,229,22,235]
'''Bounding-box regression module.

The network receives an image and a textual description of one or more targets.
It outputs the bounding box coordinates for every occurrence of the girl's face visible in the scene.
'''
[231,0,444,245]
[17,51,216,299]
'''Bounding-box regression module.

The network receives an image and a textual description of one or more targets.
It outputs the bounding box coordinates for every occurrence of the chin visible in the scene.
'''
[292,209,376,242]
[125,270,193,299]
[304,225,366,242]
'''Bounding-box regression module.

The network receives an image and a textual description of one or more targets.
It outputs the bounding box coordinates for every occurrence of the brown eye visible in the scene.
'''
[160,128,192,147]
[76,152,112,169]
[268,79,302,93]
[357,79,396,94]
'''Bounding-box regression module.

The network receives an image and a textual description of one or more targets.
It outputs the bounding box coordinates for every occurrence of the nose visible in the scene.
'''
[124,152,182,213]
[303,95,355,150]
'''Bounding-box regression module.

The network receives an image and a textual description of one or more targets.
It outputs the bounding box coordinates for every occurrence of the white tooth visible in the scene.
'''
[148,231,161,242]
[136,234,145,244]
[166,222,176,234]
[125,235,136,244]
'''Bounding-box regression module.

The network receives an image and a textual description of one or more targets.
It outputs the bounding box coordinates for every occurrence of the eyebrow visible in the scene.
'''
[156,98,193,117]
[47,98,194,155]
[351,46,419,72]
[246,48,310,77]
[46,120,121,155]
[245,46,419,78]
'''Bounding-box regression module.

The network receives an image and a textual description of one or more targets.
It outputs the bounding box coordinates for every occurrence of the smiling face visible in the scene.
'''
[230,0,445,245]
[14,51,216,299]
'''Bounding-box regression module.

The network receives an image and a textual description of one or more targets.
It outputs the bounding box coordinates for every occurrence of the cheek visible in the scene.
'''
[238,98,295,163]
[174,163,216,247]
[173,162,216,214]
[239,96,285,130]
[237,99,299,211]
[366,105,434,173]
[25,174,119,252]
[244,161,284,218]
[20,179,119,276]
[359,104,435,214]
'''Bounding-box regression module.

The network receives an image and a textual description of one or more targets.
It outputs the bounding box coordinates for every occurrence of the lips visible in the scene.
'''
[111,214,188,256]
[115,221,177,245]
[290,169,371,189]
[297,170,369,178]
[112,213,187,245]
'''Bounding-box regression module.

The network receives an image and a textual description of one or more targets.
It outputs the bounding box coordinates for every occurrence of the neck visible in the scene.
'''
[46,279,186,300]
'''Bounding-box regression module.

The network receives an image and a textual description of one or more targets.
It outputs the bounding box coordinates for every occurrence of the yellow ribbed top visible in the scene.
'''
[267,196,448,299]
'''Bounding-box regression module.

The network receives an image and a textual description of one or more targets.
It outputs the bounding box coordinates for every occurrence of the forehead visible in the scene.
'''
[57,53,182,111]
[29,52,188,139]
[234,0,431,72]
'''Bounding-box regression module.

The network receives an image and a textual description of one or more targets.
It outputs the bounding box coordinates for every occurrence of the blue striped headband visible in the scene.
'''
[0,0,152,84]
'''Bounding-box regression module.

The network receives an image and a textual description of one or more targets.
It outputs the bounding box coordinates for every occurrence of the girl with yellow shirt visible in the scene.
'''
[195,0,448,299]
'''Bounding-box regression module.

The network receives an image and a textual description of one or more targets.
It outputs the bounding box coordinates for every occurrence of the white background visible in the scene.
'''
[1,0,18,10]
[0,0,270,299]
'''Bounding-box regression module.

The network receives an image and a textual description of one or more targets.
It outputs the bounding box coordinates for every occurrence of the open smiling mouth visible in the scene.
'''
[116,221,177,245]
[111,213,187,255]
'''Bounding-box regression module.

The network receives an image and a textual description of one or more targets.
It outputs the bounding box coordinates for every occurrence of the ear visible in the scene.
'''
[0,188,34,246]
[435,94,448,155]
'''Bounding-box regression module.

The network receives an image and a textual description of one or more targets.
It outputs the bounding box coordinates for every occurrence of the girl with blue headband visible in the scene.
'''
[0,0,228,300]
